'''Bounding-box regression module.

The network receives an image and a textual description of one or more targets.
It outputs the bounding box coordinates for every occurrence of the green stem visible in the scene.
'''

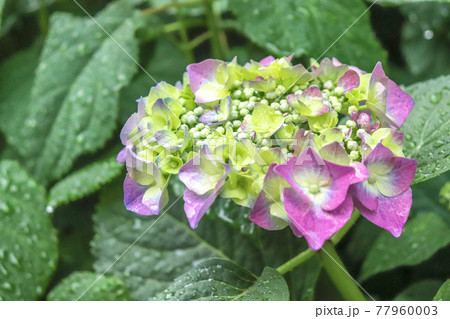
[203,0,224,59]
[172,0,194,63]
[331,210,360,244]
[277,249,316,275]
[142,0,204,16]
[38,0,49,35]
[318,241,367,301]
[276,212,360,275]
[186,31,211,50]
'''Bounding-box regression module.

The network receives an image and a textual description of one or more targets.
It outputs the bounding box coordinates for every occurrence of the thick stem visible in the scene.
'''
[172,0,194,63]
[203,0,224,59]
[318,241,367,301]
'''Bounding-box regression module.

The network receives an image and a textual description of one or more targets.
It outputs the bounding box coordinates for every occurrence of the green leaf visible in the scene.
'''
[402,75,450,184]
[47,156,123,210]
[401,3,450,81]
[360,213,450,281]
[92,180,263,300]
[0,44,40,147]
[394,280,443,301]
[47,271,131,301]
[19,1,139,185]
[155,258,289,301]
[374,0,450,5]
[0,160,58,300]
[434,279,450,301]
[229,0,387,71]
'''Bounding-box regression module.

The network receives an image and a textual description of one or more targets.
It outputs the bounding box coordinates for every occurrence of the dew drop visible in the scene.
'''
[423,30,434,40]
[46,205,54,214]
[429,92,442,104]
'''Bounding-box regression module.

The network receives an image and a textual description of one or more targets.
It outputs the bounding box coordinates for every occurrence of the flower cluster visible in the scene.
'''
[118,55,417,250]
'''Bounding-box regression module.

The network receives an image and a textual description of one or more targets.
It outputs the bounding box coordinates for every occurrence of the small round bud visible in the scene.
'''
[347,140,358,151]
[271,102,280,110]
[247,102,255,111]
[279,102,289,112]
[194,106,204,117]
[230,110,239,119]
[260,99,269,105]
[348,105,358,114]
[349,150,359,160]
[243,88,254,99]
[334,87,344,96]
[233,120,241,129]
[238,101,248,110]
[249,96,258,102]
[216,127,225,134]
[323,80,334,90]
[346,120,356,128]
[233,80,242,88]
[196,123,205,130]
[193,132,202,139]
[233,90,242,99]
[265,91,277,100]
[240,108,249,117]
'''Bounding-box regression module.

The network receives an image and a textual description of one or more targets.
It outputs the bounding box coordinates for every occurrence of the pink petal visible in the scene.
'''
[376,157,417,197]
[250,163,289,231]
[358,188,412,237]
[284,188,354,250]
[337,70,360,92]
[259,56,276,66]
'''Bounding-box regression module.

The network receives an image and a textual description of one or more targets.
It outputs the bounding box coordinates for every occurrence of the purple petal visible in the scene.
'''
[302,86,323,99]
[376,157,417,197]
[321,161,355,211]
[183,156,230,228]
[178,145,230,195]
[350,162,370,184]
[349,180,379,211]
[250,163,289,230]
[337,70,360,93]
[332,57,366,74]
[259,56,276,66]
[124,174,165,216]
[183,189,218,229]
[358,188,412,237]
[137,97,146,118]
[120,113,139,146]
[186,59,227,103]
[284,188,354,250]
[199,109,219,124]
[274,147,330,204]
[293,129,315,156]
[364,143,395,175]
[386,79,414,128]
[117,147,127,163]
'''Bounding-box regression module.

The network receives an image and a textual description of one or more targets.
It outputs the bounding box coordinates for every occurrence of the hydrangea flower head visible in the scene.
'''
[119,56,417,250]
